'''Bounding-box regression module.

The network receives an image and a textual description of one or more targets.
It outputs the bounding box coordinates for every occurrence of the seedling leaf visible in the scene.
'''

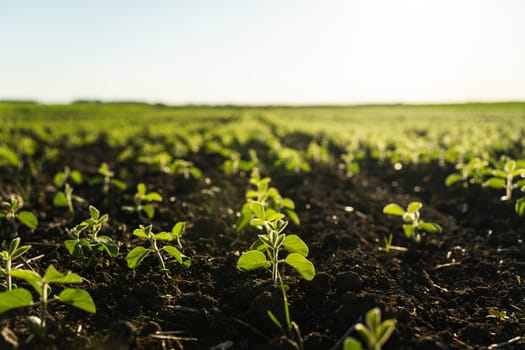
[58,288,96,313]
[18,211,38,230]
[516,198,525,216]
[126,246,150,269]
[285,253,315,281]
[237,250,269,271]
[343,337,363,350]
[44,265,82,283]
[152,232,173,241]
[445,173,463,186]
[419,221,442,233]
[383,204,405,216]
[143,204,155,220]
[483,177,506,189]
[283,235,309,256]
[53,192,68,207]
[407,202,422,213]
[0,288,33,313]
[172,222,185,237]
[163,245,191,268]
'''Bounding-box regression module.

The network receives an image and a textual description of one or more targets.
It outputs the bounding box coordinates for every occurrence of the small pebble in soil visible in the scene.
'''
[0,327,18,350]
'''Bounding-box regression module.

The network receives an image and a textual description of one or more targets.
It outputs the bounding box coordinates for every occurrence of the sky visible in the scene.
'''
[0,0,524,105]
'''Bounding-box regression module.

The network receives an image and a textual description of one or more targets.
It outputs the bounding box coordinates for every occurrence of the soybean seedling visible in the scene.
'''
[122,183,163,221]
[236,169,299,232]
[383,202,442,242]
[125,223,191,272]
[0,265,95,336]
[0,237,31,290]
[0,196,38,238]
[89,162,127,193]
[237,203,315,284]
[53,167,86,213]
[169,159,202,180]
[65,205,119,269]
[482,159,525,201]
[344,308,396,350]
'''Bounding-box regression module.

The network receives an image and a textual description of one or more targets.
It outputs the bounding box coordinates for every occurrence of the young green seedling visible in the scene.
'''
[344,307,396,350]
[0,265,95,336]
[445,157,489,187]
[122,183,163,221]
[237,203,315,284]
[169,159,202,180]
[52,167,86,213]
[65,205,118,269]
[125,223,191,272]
[236,169,299,232]
[383,202,442,242]
[88,162,127,193]
[0,196,38,238]
[0,237,31,290]
[482,159,525,201]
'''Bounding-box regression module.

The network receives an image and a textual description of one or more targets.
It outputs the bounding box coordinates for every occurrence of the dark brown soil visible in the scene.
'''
[1,140,524,350]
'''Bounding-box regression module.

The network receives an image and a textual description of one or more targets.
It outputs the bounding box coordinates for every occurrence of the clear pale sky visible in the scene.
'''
[1,0,524,104]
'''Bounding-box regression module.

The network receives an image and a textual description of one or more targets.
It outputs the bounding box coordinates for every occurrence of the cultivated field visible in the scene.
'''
[0,102,524,349]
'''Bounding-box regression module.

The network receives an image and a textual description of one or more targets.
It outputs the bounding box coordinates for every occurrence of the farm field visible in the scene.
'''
[0,102,524,349]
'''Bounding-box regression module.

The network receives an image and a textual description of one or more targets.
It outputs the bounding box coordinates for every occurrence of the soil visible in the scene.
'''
[1,138,524,350]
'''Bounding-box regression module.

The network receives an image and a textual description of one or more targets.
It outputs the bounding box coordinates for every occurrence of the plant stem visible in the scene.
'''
[152,239,166,270]
[41,282,48,331]
[6,258,12,291]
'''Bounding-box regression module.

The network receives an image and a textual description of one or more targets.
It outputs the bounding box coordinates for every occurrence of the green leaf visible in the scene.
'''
[407,202,422,213]
[11,245,31,260]
[111,179,127,190]
[145,192,163,202]
[133,227,149,238]
[236,250,269,271]
[376,319,396,347]
[281,198,295,210]
[250,202,265,220]
[143,204,155,220]
[152,232,173,241]
[284,253,315,281]
[53,192,69,207]
[97,235,119,257]
[483,177,506,189]
[163,245,191,268]
[266,210,284,222]
[365,307,381,331]
[249,238,265,251]
[285,209,300,226]
[516,198,525,216]
[445,173,462,186]
[250,218,265,227]
[125,246,149,269]
[236,204,252,232]
[419,221,442,233]
[504,160,516,173]
[267,310,283,330]
[190,167,202,179]
[402,224,415,238]
[10,269,43,295]
[493,170,507,178]
[283,235,309,256]
[343,337,363,350]
[0,288,33,313]
[71,170,83,184]
[171,222,185,237]
[58,288,96,313]
[383,203,405,216]
[17,211,38,230]
[44,265,82,284]
[64,240,78,256]
[53,172,66,187]
[137,183,147,195]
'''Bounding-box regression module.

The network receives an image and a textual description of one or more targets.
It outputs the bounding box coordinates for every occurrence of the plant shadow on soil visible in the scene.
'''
[1,141,524,350]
